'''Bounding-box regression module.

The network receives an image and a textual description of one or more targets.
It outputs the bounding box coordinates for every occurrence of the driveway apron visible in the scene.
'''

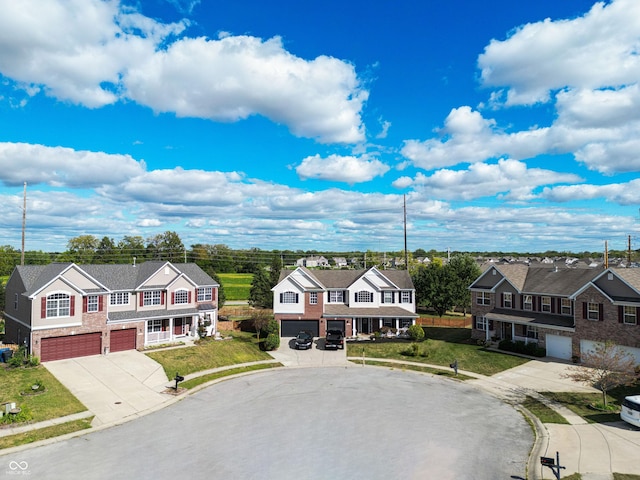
[43,351,170,427]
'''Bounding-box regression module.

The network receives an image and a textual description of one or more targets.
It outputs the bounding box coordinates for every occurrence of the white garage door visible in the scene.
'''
[545,334,572,360]
[581,340,640,365]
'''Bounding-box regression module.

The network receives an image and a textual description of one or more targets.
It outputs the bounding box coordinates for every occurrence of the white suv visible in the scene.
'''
[621,395,640,428]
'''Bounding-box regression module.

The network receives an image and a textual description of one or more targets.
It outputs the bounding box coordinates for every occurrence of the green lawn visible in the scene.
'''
[522,396,569,424]
[0,365,87,423]
[218,273,253,301]
[0,417,93,450]
[145,331,271,377]
[348,327,530,376]
[541,383,639,424]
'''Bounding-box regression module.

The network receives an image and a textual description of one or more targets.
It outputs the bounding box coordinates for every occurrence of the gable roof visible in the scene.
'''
[13,262,217,295]
[522,267,601,296]
[278,267,414,290]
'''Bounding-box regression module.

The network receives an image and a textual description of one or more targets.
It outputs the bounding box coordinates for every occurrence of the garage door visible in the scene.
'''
[280,320,319,337]
[110,328,137,352]
[41,333,102,361]
[581,340,640,365]
[545,334,572,360]
[327,320,345,333]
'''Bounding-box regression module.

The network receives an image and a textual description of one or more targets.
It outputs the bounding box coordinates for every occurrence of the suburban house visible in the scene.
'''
[469,264,640,363]
[295,256,330,268]
[3,261,219,362]
[273,266,417,338]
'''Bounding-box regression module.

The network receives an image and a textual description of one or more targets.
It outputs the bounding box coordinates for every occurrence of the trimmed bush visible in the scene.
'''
[407,324,425,341]
[498,339,545,357]
[263,333,280,351]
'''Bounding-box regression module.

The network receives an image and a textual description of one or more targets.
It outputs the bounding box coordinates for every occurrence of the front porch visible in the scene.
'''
[145,316,196,345]
[353,317,415,336]
[477,318,539,345]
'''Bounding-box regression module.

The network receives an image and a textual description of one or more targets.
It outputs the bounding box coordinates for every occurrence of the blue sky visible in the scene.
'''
[1,0,639,254]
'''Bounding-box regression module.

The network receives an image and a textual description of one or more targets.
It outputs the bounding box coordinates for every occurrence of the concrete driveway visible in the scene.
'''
[489,358,598,393]
[43,351,171,427]
[268,337,348,367]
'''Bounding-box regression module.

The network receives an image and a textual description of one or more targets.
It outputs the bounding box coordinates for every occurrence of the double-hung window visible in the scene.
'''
[587,302,599,321]
[143,290,162,306]
[503,292,512,308]
[561,298,572,315]
[197,287,212,302]
[147,319,163,333]
[523,295,533,311]
[476,292,490,306]
[110,292,130,306]
[309,292,318,305]
[383,291,394,303]
[401,291,411,303]
[87,295,99,313]
[475,316,488,330]
[623,306,637,325]
[541,296,551,313]
[329,291,343,303]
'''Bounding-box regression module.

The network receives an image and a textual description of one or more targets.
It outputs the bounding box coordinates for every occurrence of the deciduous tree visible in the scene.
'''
[563,341,638,408]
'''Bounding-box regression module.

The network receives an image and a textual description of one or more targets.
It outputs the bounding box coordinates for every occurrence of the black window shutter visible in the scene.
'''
[582,302,587,319]
[280,293,283,302]
[296,293,299,303]
[500,293,504,308]
[618,306,623,323]
[599,304,604,321]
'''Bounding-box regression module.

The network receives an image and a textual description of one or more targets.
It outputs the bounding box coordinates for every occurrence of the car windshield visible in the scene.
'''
[297,333,311,339]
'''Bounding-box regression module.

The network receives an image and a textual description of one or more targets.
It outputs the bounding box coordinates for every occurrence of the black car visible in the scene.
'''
[294,331,314,350]
[325,329,344,349]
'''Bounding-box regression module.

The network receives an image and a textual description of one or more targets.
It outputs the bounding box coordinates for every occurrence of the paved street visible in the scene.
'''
[0,367,532,480]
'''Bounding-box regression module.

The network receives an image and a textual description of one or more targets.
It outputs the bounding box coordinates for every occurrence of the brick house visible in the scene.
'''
[469,264,640,363]
[3,261,218,361]
[273,266,417,338]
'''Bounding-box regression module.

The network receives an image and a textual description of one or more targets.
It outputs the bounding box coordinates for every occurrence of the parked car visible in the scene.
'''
[294,331,314,350]
[621,395,640,428]
[325,329,344,350]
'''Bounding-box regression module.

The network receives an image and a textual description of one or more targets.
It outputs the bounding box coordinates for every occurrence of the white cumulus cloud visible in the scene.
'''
[296,154,389,183]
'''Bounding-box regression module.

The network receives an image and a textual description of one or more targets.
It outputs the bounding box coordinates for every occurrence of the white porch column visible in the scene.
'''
[484,316,489,342]
[169,317,174,341]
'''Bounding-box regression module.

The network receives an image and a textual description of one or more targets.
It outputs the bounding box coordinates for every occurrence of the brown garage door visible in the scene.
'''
[41,333,102,362]
[110,328,137,352]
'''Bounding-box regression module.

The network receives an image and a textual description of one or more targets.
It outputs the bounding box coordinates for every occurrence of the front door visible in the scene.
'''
[501,322,512,340]
[359,318,371,334]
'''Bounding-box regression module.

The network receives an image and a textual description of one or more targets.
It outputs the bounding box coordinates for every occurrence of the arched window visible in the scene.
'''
[280,291,299,304]
[356,291,373,303]
[46,293,71,318]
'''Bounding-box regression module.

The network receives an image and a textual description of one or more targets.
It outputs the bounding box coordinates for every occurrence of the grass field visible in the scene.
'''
[218,273,253,301]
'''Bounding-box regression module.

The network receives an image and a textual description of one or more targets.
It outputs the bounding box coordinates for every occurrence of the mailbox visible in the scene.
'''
[174,373,185,391]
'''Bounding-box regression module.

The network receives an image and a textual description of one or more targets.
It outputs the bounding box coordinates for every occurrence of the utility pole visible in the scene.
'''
[628,234,632,267]
[21,182,27,266]
[403,194,408,270]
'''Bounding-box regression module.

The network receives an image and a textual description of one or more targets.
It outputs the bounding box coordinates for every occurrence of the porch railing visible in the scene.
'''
[147,331,172,344]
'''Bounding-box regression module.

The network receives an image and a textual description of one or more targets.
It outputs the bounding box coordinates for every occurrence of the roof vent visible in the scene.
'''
[607,273,613,280]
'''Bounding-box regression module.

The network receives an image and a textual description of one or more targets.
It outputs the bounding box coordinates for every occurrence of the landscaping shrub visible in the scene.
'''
[401,342,429,358]
[263,333,279,351]
[0,405,33,425]
[264,319,279,336]
[407,324,425,341]
[498,339,545,357]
